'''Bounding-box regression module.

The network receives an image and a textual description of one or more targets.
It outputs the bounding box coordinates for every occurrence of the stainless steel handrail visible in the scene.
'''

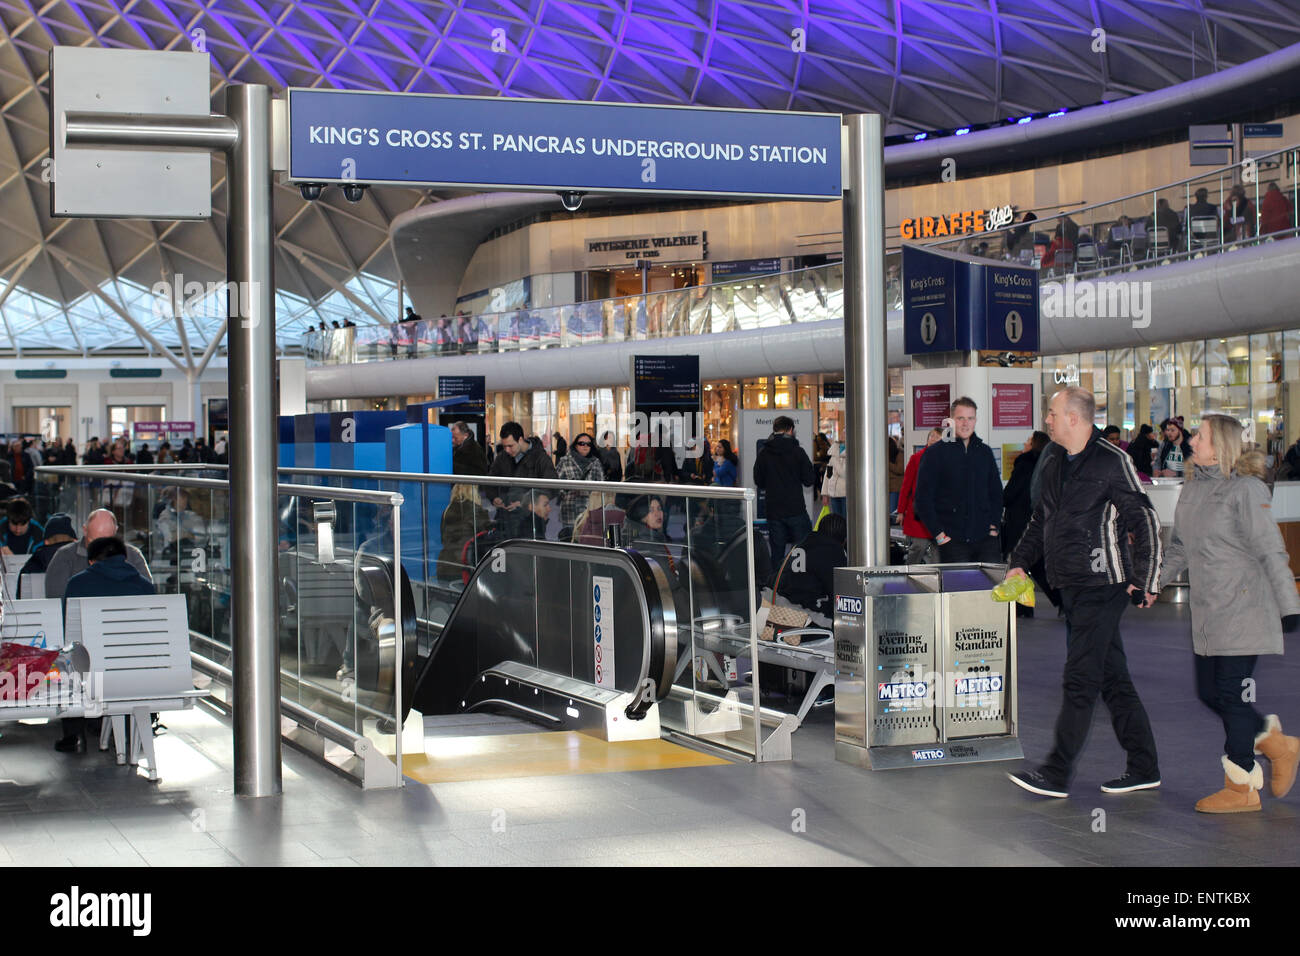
[276,465,754,501]
[38,465,402,506]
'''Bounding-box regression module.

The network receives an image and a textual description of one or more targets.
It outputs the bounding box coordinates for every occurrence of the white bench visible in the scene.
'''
[2,552,30,602]
[0,599,97,721]
[65,594,207,780]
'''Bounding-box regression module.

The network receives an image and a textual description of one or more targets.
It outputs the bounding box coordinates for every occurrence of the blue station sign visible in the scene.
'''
[286,89,842,200]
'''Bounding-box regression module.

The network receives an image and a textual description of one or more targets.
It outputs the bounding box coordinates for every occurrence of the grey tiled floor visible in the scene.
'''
[1,599,1297,866]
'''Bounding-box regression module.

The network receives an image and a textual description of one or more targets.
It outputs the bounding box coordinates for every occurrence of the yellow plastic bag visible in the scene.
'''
[992,574,1036,607]
[815,505,831,530]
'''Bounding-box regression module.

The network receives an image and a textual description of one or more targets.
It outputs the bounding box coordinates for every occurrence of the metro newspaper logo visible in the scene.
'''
[955,674,1004,696]
[878,680,928,701]
[912,749,945,761]
[835,595,863,615]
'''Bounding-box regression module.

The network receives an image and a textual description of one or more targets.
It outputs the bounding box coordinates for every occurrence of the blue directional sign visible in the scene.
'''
[286,89,842,200]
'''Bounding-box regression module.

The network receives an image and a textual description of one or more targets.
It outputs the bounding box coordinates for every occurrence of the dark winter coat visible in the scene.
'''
[752,434,815,519]
[913,433,1003,545]
[452,437,489,477]
[1010,427,1161,592]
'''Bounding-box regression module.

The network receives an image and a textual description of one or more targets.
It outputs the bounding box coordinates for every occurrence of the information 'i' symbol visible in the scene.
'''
[920,312,937,345]
[1005,310,1022,344]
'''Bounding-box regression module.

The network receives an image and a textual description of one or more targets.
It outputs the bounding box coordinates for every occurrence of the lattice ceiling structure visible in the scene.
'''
[0,0,1297,360]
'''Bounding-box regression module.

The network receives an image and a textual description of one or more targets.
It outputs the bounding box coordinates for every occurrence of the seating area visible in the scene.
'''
[0,593,205,780]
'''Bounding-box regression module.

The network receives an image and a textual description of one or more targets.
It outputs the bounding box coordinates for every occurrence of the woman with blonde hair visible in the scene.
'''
[1157,413,1300,813]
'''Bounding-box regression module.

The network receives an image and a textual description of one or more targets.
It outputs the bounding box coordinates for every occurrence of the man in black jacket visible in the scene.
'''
[914,396,1003,562]
[487,422,557,534]
[1007,386,1162,798]
[753,416,815,567]
[450,422,489,476]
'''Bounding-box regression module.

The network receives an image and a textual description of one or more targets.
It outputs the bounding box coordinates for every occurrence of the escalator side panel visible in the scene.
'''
[409,541,671,723]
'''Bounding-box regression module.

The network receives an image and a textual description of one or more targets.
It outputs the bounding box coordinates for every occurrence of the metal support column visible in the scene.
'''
[842,114,889,567]
[225,85,283,797]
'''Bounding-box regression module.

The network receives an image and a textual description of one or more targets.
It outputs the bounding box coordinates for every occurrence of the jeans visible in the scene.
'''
[1042,584,1160,784]
[829,497,846,518]
[937,535,1002,563]
[767,512,813,572]
[1194,653,1265,773]
[904,536,937,564]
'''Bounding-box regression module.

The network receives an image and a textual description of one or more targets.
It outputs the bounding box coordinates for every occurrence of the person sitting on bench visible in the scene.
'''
[55,535,155,753]
[776,513,848,622]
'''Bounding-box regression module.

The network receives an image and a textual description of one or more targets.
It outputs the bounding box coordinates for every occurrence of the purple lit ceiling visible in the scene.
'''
[0,0,1296,354]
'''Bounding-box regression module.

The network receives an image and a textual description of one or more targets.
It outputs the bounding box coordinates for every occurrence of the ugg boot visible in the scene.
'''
[1195,756,1262,814]
[1254,714,1300,798]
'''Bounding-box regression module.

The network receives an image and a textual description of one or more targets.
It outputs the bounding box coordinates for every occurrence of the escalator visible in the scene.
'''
[277,528,776,780]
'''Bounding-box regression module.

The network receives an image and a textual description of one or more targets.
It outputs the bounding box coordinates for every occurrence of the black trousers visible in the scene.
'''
[1194,653,1265,774]
[1042,584,1159,783]
[937,535,1002,563]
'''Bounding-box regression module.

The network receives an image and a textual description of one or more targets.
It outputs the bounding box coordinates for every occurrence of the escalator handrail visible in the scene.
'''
[412,538,678,716]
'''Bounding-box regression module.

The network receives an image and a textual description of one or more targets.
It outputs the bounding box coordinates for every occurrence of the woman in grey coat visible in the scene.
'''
[1157,414,1300,813]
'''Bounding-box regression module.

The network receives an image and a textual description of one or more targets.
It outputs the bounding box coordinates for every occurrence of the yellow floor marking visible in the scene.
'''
[401,731,728,783]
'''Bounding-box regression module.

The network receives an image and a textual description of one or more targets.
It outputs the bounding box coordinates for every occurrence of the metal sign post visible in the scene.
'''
[842,114,889,566]
[55,51,282,798]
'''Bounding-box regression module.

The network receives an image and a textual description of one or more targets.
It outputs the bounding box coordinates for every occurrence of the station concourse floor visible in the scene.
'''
[1,598,1298,867]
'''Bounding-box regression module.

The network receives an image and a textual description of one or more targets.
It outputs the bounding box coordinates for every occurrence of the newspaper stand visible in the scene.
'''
[833,563,1023,770]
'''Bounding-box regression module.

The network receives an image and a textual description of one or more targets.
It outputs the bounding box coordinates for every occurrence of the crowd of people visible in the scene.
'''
[994,179,1296,272]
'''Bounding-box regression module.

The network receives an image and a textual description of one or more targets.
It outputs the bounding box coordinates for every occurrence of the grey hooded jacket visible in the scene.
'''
[1158,463,1300,656]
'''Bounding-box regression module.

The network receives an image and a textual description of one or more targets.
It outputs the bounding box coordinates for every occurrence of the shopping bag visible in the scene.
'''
[991,574,1036,608]
[0,642,59,702]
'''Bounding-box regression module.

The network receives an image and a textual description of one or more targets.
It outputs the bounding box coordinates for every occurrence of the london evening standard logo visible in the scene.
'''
[912,749,945,761]
[835,595,863,615]
[878,680,928,701]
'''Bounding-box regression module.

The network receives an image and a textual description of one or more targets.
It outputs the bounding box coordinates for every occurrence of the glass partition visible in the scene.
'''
[40,467,406,778]
[279,467,780,761]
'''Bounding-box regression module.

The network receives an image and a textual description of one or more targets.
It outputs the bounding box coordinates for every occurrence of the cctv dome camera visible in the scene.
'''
[342,183,368,203]
[299,182,325,201]
[558,191,586,212]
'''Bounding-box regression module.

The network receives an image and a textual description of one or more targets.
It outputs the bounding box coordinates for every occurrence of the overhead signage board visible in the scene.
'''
[712,257,782,278]
[437,375,487,416]
[1244,123,1284,138]
[632,355,701,409]
[902,245,957,354]
[981,264,1039,353]
[49,47,212,219]
[286,89,842,200]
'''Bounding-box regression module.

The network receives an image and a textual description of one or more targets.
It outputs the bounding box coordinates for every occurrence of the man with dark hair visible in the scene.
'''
[450,422,488,476]
[914,397,1004,562]
[753,415,816,567]
[487,421,557,523]
[55,534,156,753]
[1007,387,1162,798]
[0,497,42,555]
[1155,417,1193,478]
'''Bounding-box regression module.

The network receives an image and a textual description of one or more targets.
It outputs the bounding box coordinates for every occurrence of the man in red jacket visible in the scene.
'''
[897,426,942,564]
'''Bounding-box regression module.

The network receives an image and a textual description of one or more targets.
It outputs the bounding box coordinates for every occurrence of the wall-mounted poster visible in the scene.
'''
[912,383,951,429]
